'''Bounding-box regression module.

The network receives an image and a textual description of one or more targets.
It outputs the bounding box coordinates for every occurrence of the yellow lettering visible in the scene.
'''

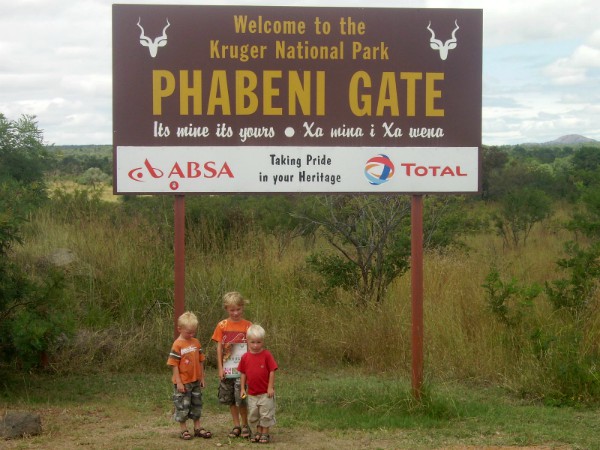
[236,70,258,115]
[152,70,176,115]
[179,70,202,115]
[426,72,444,117]
[207,70,231,115]
[288,71,310,115]
[348,71,371,116]
[376,72,399,116]
[152,70,325,117]
[400,72,422,117]
[263,70,282,115]
[316,71,325,116]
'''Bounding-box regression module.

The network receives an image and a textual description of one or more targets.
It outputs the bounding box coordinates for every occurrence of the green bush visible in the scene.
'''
[493,188,552,247]
[484,253,600,404]
[0,114,73,371]
[482,267,541,327]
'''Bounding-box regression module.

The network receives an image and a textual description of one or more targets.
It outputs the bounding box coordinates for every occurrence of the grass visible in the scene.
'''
[6,192,600,444]
[12,197,600,393]
[48,179,116,203]
[1,368,597,449]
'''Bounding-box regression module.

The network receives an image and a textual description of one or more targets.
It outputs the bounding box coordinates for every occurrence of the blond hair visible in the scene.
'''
[246,324,265,340]
[222,291,248,308]
[177,311,198,329]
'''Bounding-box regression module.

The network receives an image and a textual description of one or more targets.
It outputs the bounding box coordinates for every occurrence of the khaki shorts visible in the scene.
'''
[247,393,276,428]
[217,377,246,407]
[172,380,203,422]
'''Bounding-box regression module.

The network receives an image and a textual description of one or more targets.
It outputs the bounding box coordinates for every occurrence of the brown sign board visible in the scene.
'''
[113,5,482,194]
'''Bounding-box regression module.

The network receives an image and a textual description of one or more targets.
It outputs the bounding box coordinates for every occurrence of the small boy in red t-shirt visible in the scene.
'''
[238,324,278,444]
[167,311,212,440]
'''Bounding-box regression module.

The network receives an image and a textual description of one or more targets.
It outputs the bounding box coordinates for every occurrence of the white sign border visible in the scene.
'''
[115,146,479,194]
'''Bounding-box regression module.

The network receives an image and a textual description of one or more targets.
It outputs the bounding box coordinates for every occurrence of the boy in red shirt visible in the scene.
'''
[167,311,212,440]
[238,324,278,444]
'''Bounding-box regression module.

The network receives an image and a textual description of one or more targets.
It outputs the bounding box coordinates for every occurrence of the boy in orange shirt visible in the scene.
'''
[211,292,253,439]
[167,311,212,440]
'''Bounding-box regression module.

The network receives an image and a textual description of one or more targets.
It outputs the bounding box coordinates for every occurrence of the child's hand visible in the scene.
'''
[176,382,186,393]
[267,388,275,398]
[200,379,205,388]
[240,388,247,399]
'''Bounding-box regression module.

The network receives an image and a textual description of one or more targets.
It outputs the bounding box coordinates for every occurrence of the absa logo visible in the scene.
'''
[364,154,395,185]
[128,158,234,191]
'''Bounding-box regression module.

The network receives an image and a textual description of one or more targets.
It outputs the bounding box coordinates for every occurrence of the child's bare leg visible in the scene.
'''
[240,404,249,426]
[230,404,241,426]
[258,426,271,443]
[178,420,192,439]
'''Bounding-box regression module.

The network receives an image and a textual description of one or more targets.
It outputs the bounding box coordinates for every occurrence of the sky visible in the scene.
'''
[1,0,599,146]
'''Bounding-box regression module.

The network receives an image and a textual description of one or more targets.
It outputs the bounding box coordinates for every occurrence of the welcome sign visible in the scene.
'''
[112,5,482,194]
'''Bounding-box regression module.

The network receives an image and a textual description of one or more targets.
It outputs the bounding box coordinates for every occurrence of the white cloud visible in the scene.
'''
[544,58,588,86]
[60,74,111,96]
[543,29,600,86]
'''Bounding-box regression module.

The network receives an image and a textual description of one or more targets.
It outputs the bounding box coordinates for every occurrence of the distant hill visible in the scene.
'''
[542,134,598,145]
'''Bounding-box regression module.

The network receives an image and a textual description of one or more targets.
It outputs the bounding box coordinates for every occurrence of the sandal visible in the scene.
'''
[179,430,193,440]
[194,428,212,439]
[228,426,242,438]
[241,425,251,439]
[251,433,262,443]
[259,434,270,444]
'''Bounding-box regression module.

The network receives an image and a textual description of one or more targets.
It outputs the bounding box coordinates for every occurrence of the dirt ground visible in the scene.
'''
[2,407,573,450]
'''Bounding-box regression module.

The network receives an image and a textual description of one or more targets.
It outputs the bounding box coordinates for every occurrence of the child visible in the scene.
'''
[211,291,253,439]
[238,324,278,444]
[166,311,212,440]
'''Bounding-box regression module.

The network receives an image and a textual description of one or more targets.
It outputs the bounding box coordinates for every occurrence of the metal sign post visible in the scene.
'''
[173,194,185,338]
[411,194,424,399]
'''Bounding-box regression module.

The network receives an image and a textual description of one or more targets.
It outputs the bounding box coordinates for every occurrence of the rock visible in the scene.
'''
[47,248,76,267]
[0,410,42,439]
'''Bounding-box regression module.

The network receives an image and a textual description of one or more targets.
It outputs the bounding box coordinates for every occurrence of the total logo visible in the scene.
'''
[128,158,234,191]
[365,154,469,186]
[364,154,395,185]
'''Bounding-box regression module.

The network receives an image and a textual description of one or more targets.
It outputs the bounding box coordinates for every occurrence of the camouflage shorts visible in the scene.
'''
[217,377,246,407]
[172,380,203,422]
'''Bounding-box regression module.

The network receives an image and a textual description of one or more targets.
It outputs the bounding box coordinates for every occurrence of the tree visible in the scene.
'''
[0,113,71,370]
[298,195,470,305]
[493,188,552,247]
[0,114,47,185]
[571,146,600,188]
[480,146,508,199]
[299,195,411,305]
[0,114,48,252]
[78,167,111,189]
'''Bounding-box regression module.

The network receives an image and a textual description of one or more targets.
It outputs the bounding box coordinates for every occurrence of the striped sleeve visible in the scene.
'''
[167,346,181,366]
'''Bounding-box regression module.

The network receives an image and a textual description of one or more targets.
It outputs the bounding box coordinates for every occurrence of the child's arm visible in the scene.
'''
[267,370,275,398]
[200,360,206,388]
[240,372,247,398]
[216,341,224,380]
[172,366,185,393]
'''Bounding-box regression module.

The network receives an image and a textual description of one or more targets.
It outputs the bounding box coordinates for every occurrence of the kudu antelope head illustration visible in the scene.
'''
[137,18,170,58]
[427,20,459,61]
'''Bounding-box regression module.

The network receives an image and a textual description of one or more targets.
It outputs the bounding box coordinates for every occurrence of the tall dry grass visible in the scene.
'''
[15,195,600,399]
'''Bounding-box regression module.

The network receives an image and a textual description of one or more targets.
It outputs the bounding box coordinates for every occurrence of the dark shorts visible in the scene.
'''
[217,377,246,407]
[172,380,203,422]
